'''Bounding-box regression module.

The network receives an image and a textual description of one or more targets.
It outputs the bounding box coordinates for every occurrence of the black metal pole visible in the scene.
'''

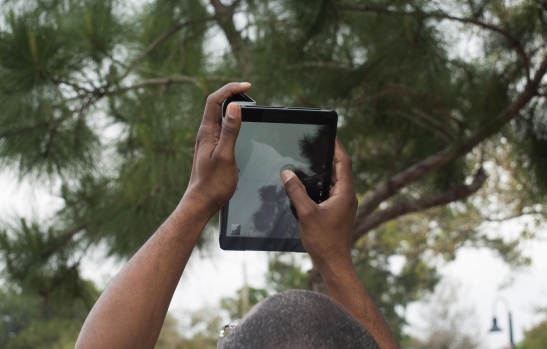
[508,311,515,349]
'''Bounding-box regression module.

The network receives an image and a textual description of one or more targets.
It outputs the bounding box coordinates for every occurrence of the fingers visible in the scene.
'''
[331,138,354,192]
[280,170,316,218]
[215,103,242,159]
[201,82,252,128]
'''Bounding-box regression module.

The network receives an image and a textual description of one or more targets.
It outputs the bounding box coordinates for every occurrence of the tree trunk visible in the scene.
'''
[307,267,327,294]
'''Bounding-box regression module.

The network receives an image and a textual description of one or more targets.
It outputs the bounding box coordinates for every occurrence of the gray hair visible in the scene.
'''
[218,289,379,349]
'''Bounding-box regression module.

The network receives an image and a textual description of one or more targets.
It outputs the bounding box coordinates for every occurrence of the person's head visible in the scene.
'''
[217,290,379,349]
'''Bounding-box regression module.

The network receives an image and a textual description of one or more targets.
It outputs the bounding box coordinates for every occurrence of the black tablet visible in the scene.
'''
[219,103,338,252]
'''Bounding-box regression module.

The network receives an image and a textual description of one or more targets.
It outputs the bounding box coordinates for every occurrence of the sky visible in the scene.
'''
[1,169,546,349]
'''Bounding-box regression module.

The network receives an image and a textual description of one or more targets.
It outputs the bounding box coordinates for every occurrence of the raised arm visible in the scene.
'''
[75,82,251,349]
[280,139,400,349]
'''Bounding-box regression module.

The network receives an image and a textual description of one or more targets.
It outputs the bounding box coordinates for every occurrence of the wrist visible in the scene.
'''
[313,254,356,282]
[309,244,353,272]
[181,186,222,217]
[177,191,218,222]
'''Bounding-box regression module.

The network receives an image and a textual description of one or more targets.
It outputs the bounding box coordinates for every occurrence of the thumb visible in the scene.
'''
[216,102,242,158]
[280,170,316,217]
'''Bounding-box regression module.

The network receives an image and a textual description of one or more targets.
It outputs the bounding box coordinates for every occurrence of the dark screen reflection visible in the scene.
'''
[227,124,330,239]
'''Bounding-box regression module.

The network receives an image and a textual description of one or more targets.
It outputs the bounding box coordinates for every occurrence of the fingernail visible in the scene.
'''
[239,82,251,88]
[226,103,238,119]
[280,170,294,184]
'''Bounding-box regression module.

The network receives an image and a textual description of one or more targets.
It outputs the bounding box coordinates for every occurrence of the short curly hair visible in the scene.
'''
[217,289,379,349]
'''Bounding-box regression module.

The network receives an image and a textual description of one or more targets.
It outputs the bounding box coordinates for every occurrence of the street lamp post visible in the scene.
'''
[489,297,515,349]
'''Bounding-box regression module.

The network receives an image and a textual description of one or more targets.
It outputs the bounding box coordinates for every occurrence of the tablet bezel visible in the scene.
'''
[219,105,338,252]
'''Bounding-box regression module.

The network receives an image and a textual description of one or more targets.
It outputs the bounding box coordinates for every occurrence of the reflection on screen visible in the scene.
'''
[227,122,330,239]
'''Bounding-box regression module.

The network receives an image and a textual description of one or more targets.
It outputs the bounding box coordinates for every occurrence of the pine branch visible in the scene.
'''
[73,91,104,117]
[395,110,452,143]
[109,76,200,95]
[63,75,196,119]
[285,61,353,70]
[209,0,251,72]
[135,66,242,83]
[349,85,464,128]
[484,211,547,222]
[50,76,92,95]
[42,223,88,260]
[0,123,49,138]
[128,22,191,71]
[339,5,531,82]
[352,53,547,242]
[39,262,81,309]
[115,16,214,84]
[411,108,458,140]
[352,168,487,243]
[135,184,161,210]
[40,126,57,159]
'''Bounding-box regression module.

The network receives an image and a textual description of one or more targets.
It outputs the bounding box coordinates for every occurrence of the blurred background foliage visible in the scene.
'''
[517,317,547,349]
[1,0,547,346]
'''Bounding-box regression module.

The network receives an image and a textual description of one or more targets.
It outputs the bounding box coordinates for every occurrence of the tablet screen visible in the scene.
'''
[227,122,330,239]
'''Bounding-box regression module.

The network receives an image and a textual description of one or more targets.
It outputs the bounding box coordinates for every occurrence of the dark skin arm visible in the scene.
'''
[75,82,251,349]
[280,139,400,349]
[76,81,398,349]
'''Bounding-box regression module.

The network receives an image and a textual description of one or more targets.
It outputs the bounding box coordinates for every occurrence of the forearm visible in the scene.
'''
[75,196,213,349]
[318,258,400,349]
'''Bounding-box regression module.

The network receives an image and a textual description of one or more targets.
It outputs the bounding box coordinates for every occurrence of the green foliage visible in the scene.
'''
[0,282,99,349]
[0,219,99,309]
[352,216,442,341]
[221,286,269,320]
[155,311,220,349]
[266,253,309,292]
[0,0,125,177]
[518,319,547,349]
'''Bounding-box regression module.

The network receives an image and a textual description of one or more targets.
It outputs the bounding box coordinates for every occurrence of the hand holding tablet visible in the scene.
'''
[219,94,338,252]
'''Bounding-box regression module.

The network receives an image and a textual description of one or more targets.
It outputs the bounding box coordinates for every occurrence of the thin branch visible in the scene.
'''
[40,125,57,159]
[128,22,190,72]
[0,123,49,138]
[350,85,464,128]
[210,0,251,72]
[395,110,452,143]
[285,61,353,70]
[411,107,458,140]
[116,16,214,84]
[42,223,88,260]
[108,76,200,95]
[45,73,201,134]
[72,89,104,119]
[352,53,547,242]
[340,5,531,82]
[50,77,92,95]
[352,168,487,243]
[135,67,242,83]
[484,211,547,222]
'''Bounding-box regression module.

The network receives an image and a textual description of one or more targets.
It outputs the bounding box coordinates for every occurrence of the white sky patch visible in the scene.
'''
[405,217,547,349]
[0,170,64,223]
[203,25,231,67]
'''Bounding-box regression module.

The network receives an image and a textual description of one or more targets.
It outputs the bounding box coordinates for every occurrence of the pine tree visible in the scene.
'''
[1,0,547,341]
